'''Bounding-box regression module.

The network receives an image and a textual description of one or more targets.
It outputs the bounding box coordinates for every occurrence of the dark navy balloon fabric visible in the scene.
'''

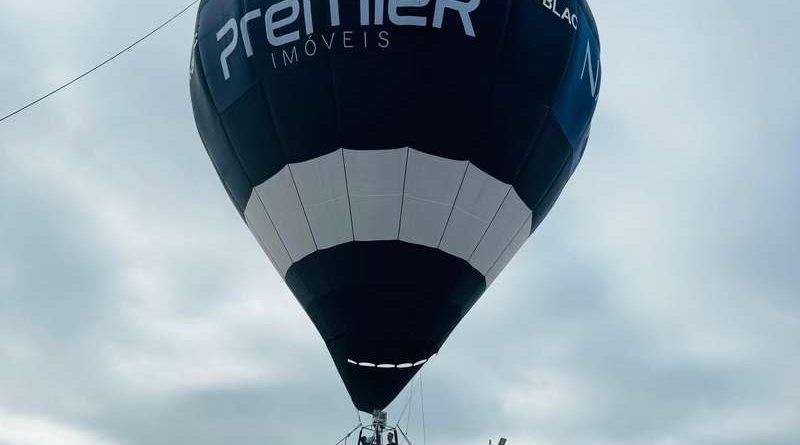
[191,0,600,412]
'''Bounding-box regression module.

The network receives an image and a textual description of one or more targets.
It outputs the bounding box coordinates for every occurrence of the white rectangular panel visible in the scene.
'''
[254,166,316,262]
[344,148,407,241]
[485,214,532,284]
[244,192,292,277]
[399,149,468,247]
[290,149,353,250]
[470,190,532,275]
[439,164,511,260]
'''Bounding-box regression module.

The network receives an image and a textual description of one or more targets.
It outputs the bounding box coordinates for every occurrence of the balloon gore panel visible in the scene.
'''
[286,241,485,411]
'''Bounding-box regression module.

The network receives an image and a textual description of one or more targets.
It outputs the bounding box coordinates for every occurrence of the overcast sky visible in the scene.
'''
[1,1,799,445]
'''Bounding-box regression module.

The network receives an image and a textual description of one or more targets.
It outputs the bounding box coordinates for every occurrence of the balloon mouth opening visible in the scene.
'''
[347,356,434,369]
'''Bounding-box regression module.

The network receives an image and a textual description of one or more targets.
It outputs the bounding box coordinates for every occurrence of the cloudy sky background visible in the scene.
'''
[1,1,799,444]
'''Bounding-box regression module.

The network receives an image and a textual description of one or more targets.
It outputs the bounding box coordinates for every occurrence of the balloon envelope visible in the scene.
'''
[191,0,601,412]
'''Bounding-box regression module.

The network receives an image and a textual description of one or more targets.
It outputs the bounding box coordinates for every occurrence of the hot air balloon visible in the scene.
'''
[190,0,600,417]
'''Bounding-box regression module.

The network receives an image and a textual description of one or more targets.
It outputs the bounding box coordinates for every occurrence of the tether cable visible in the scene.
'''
[332,424,363,445]
[396,425,415,445]
[0,0,200,125]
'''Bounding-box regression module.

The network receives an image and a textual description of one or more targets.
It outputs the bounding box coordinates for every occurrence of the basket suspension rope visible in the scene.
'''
[406,376,419,435]
[420,370,427,445]
[395,376,417,430]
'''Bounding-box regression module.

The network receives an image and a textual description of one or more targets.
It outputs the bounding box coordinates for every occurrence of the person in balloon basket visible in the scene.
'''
[359,433,378,445]
[386,432,398,445]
